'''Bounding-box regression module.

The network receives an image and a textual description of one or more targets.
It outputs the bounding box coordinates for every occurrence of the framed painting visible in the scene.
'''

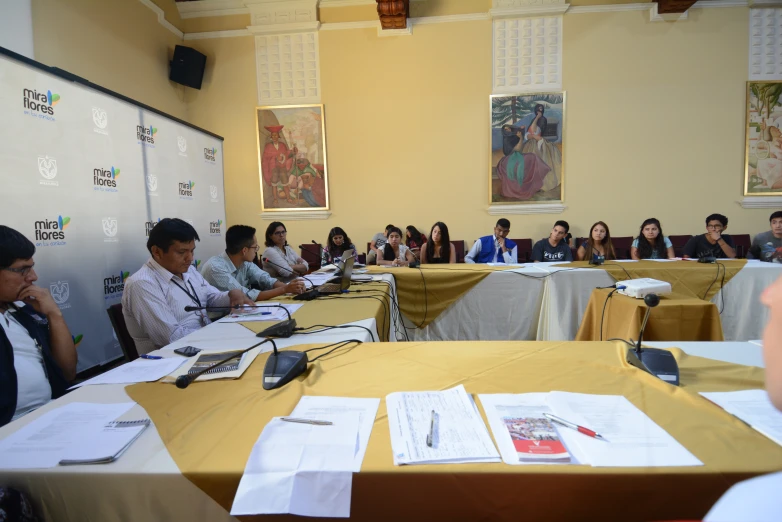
[745,81,782,196]
[256,104,329,212]
[489,93,565,206]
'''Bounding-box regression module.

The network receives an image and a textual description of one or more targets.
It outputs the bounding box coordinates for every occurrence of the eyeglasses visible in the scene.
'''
[706,224,723,230]
[1,265,34,277]
[248,244,260,251]
[273,230,287,236]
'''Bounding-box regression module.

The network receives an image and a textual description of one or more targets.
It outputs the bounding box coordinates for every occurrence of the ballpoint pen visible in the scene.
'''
[140,354,163,360]
[426,410,436,447]
[544,413,606,441]
[280,417,333,426]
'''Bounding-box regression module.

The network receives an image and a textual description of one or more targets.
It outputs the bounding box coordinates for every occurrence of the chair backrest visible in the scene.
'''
[510,238,533,262]
[357,253,367,264]
[667,234,692,258]
[611,236,634,260]
[732,233,751,258]
[106,303,138,362]
[452,240,465,263]
[299,243,322,270]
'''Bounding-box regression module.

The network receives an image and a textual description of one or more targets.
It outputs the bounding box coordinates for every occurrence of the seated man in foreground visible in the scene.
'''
[748,210,782,263]
[0,225,76,426]
[200,224,306,299]
[122,218,253,354]
[682,213,736,259]
[465,218,517,263]
[532,220,573,262]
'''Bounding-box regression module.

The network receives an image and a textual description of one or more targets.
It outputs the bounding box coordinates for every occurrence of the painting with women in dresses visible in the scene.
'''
[257,104,329,211]
[745,81,782,196]
[490,93,564,204]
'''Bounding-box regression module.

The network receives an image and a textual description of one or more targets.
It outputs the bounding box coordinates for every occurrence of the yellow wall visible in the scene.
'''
[31,0,188,121]
[184,7,771,252]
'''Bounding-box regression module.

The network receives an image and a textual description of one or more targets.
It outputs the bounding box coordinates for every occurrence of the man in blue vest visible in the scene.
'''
[465,218,518,263]
[0,225,76,427]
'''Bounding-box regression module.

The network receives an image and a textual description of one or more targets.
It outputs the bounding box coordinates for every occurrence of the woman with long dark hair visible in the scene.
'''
[421,222,456,264]
[261,221,309,281]
[405,226,427,258]
[577,221,617,262]
[631,218,675,260]
[322,227,357,265]
[377,227,416,267]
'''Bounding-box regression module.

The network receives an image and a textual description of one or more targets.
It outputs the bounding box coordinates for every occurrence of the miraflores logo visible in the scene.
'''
[146,174,158,195]
[92,107,108,135]
[178,180,195,199]
[34,215,69,246]
[102,217,118,242]
[192,259,202,269]
[72,334,83,347]
[37,155,58,186]
[22,88,59,121]
[145,218,160,237]
[209,185,219,203]
[103,270,130,299]
[204,147,216,163]
[50,281,71,310]
[137,124,157,146]
[209,219,223,235]
[177,135,187,156]
[93,166,120,192]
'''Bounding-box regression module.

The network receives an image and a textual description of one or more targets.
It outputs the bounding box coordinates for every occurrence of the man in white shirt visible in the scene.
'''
[0,225,77,426]
[200,224,305,299]
[464,218,518,264]
[122,218,253,354]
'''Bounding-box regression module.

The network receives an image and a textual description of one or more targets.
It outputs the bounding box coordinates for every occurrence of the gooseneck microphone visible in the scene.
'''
[175,337,275,389]
[625,293,680,386]
[183,304,297,337]
[262,256,314,288]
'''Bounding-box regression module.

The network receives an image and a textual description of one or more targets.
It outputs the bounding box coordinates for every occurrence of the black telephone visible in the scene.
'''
[174,346,202,357]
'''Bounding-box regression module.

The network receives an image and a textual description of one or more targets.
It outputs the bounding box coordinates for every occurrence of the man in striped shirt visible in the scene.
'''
[122,218,253,354]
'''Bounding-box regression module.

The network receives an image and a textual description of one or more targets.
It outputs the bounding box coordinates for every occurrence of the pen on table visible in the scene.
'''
[544,413,606,441]
[140,354,163,360]
[231,311,271,317]
[280,417,333,426]
[426,410,436,447]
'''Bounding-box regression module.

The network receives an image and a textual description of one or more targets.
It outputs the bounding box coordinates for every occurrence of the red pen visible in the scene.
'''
[544,413,606,441]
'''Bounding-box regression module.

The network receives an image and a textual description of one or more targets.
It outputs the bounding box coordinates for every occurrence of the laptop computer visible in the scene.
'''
[293,250,355,300]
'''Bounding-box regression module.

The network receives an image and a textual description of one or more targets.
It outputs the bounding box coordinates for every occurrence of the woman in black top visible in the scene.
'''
[421,222,456,264]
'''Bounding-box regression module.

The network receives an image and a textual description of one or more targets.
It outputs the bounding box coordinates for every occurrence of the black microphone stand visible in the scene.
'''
[625,293,680,386]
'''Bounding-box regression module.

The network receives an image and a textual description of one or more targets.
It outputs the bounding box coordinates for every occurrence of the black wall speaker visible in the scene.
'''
[169,45,206,90]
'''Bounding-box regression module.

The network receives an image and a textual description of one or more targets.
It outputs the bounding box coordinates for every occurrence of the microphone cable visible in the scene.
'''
[293,324,376,343]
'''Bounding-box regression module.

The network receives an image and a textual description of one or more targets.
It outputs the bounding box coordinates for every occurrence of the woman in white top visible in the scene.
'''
[377,227,416,267]
[261,221,308,282]
[630,218,675,260]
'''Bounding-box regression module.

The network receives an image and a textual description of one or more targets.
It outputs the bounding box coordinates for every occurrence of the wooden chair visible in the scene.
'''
[668,235,692,258]
[452,240,465,263]
[511,238,533,262]
[732,234,751,258]
[299,243,322,271]
[611,236,634,260]
[106,303,138,362]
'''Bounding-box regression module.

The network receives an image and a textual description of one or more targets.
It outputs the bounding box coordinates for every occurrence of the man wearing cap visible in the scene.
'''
[261,126,297,204]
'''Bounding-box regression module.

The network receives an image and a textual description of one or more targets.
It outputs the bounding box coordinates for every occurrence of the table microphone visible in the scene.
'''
[262,256,315,288]
[625,293,680,386]
[176,337,273,388]
[183,304,297,338]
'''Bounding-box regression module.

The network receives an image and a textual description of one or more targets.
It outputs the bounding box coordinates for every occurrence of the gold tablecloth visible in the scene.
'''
[365,264,514,327]
[564,259,747,301]
[576,288,724,342]
[126,340,782,522]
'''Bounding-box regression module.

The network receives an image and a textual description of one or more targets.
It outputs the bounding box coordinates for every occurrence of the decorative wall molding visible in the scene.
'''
[490,0,570,19]
[569,3,654,13]
[248,21,321,35]
[184,29,252,40]
[737,196,782,208]
[177,0,249,19]
[377,18,413,36]
[413,13,491,25]
[320,0,425,6]
[749,8,782,80]
[255,32,321,105]
[138,0,184,38]
[260,210,332,220]
[248,0,318,26]
[320,20,380,30]
[488,203,567,215]
[650,3,689,20]
[493,16,563,93]
[693,0,748,7]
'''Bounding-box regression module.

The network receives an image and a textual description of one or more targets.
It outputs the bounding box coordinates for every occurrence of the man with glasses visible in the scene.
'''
[0,225,76,426]
[682,214,736,259]
[465,218,518,263]
[200,225,305,299]
[122,218,254,354]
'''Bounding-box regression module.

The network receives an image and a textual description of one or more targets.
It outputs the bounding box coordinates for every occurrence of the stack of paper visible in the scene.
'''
[700,390,782,446]
[479,392,702,467]
[70,357,187,389]
[386,384,500,465]
[60,419,150,465]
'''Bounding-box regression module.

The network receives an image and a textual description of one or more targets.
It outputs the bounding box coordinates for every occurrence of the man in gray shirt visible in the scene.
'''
[532,220,573,262]
[749,211,782,263]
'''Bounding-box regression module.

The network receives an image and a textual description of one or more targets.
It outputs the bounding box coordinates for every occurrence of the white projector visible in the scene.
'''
[616,278,672,299]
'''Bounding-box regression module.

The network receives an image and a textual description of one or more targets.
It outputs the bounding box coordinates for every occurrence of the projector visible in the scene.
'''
[616,278,672,299]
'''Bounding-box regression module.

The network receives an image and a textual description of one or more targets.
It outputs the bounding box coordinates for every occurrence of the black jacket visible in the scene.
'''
[0,304,70,426]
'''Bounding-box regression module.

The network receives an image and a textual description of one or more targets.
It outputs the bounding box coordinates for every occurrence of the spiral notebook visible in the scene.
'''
[59,419,150,465]
[187,350,247,375]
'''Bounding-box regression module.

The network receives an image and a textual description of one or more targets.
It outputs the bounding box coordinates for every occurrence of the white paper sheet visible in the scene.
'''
[304,273,338,287]
[386,384,500,465]
[546,392,702,467]
[700,390,782,446]
[218,303,303,323]
[230,413,360,518]
[70,357,187,389]
[749,340,763,347]
[0,402,136,469]
[290,396,380,472]
[60,423,147,464]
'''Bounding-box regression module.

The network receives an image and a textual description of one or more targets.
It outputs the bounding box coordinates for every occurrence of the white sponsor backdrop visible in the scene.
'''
[0,50,226,371]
